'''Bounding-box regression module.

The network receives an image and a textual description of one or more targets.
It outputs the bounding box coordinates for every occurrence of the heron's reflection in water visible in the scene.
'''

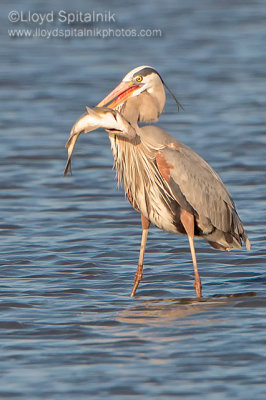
[116,292,257,326]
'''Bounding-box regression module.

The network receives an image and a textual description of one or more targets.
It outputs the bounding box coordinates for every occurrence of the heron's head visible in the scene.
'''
[97,66,166,123]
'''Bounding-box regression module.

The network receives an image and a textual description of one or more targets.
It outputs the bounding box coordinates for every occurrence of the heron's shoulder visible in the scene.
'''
[139,125,183,148]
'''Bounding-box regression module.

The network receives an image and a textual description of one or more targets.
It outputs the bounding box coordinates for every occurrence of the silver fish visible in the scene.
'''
[64,106,134,176]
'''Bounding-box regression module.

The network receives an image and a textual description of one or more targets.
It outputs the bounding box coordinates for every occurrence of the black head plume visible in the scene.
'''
[162,80,184,112]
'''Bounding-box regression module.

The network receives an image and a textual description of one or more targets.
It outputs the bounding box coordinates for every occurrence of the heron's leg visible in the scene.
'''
[180,210,202,298]
[130,214,150,297]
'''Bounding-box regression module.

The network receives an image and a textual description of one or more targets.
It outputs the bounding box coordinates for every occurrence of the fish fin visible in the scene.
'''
[63,158,72,176]
[65,138,71,148]
[86,106,100,117]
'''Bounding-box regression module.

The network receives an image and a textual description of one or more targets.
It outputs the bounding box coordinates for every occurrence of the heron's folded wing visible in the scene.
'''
[157,145,235,232]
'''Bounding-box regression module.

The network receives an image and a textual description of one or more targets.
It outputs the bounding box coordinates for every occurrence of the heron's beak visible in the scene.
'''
[96,81,141,109]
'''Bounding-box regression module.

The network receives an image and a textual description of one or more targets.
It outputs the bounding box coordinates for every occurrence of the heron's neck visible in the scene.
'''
[120,92,163,124]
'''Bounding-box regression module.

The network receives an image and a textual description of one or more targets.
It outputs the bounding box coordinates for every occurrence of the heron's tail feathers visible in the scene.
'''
[206,230,243,252]
[205,214,251,252]
[241,230,251,251]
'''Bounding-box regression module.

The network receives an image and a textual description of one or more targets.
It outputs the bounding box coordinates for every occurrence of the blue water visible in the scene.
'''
[1,0,266,398]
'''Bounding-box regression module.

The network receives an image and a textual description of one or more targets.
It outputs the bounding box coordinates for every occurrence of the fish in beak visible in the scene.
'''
[64,107,105,176]
[96,80,141,109]
[64,107,135,176]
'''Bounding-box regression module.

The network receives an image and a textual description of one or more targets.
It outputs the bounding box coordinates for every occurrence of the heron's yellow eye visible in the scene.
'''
[136,76,143,83]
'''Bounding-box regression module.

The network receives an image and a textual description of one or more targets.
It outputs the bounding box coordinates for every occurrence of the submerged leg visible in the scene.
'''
[130,214,150,297]
[180,210,202,298]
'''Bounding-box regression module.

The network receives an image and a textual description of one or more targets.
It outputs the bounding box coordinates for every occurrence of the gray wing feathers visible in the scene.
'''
[161,146,236,233]
[140,126,250,250]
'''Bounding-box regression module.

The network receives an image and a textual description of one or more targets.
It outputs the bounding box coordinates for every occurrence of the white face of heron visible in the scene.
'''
[122,65,164,98]
[122,65,153,81]
[96,65,166,118]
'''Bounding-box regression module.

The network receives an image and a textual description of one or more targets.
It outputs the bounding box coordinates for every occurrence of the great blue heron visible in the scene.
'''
[64,65,250,298]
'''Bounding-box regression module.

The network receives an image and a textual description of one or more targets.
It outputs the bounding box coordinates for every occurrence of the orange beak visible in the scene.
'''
[96,81,141,109]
